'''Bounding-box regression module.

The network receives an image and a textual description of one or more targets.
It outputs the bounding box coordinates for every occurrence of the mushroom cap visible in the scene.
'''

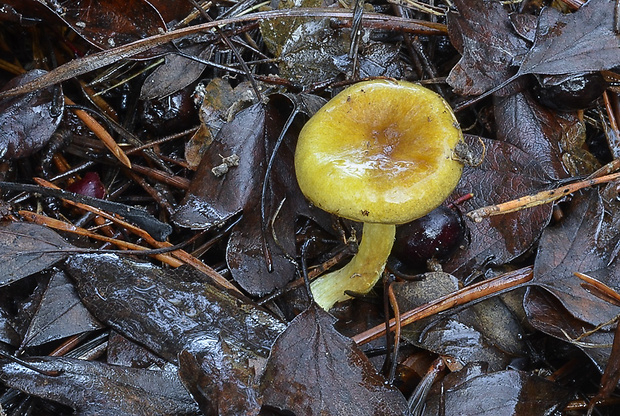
[295,80,464,224]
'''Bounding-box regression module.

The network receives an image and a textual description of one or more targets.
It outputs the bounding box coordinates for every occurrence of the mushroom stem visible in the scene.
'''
[311,222,396,310]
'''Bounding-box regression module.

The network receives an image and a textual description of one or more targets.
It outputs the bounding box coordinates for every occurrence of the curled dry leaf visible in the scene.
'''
[183,78,256,169]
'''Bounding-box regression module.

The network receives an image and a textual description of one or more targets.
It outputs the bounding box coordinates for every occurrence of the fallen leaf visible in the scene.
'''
[172,102,265,229]
[140,44,213,100]
[175,94,326,295]
[529,190,620,326]
[524,286,614,374]
[107,331,169,369]
[0,356,200,416]
[261,304,409,415]
[492,82,571,179]
[20,270,102,349]
[0,222,72,286]
[0,69,64,160]
[64,254,286,414]
[422,368,570,415]
[518,0,620,76]
[179,344,263,416]
[446,0,529,96]
[394,272,524,371]
[443,137,553,278]
[2,0,173,58]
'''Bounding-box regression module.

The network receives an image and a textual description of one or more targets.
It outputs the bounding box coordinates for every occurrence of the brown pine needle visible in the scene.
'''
[33,178,241,294]
[467,171,620,222]
[64,96,131,168]
[574,271,620,307]
[19,210,183,267]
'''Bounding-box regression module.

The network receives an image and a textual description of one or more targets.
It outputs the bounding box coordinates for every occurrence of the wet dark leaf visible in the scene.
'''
[509,13,537,43]
[179,344,262,416]
[0,356,200,416]
[64,254,286,362]
[594,321,620,401]
[443,137,553,278]
[422,368,570,415]
[0,306,19,347]
[226,198,298,296]
[446,0,529,96]
[261,15,349,86]
[356,41,403,79]
[524,287,614,373]
[529,190,620,326]
[225,93,332,295]
[224,98,303,295]
[107,331,169,369]
[3,0,172,58]
[0,222,72,286]
[517,0,620,77]
[261,304,409,415]
[140,44,213,100]
[260,3,402,85]
[0,69,63,160]
[493,82,572,179]
[21,270,102,349]
[64,254,286,414]
[175,94,324,295]
[172,102,265,229]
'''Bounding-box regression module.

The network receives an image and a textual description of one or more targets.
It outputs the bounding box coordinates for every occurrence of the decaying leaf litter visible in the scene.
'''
[0,0,620,414]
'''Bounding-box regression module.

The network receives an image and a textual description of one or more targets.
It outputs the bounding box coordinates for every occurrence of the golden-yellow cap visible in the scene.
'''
[295,79,464,224]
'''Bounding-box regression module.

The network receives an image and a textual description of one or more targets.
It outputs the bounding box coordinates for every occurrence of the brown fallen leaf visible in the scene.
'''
[261,303,409,415]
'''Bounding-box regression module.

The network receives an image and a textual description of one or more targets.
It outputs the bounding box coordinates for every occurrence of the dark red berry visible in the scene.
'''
[67,172,106,199]
[391,206,465,270]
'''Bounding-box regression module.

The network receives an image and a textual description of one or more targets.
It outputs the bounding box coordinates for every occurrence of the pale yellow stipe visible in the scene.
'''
[311,223,395,310]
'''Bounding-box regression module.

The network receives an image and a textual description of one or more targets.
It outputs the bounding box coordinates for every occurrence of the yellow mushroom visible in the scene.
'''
[295,79,464,310]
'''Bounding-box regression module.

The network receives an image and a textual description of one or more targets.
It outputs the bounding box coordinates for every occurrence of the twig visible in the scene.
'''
[352,266,533,345]
[466,172,620,223]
